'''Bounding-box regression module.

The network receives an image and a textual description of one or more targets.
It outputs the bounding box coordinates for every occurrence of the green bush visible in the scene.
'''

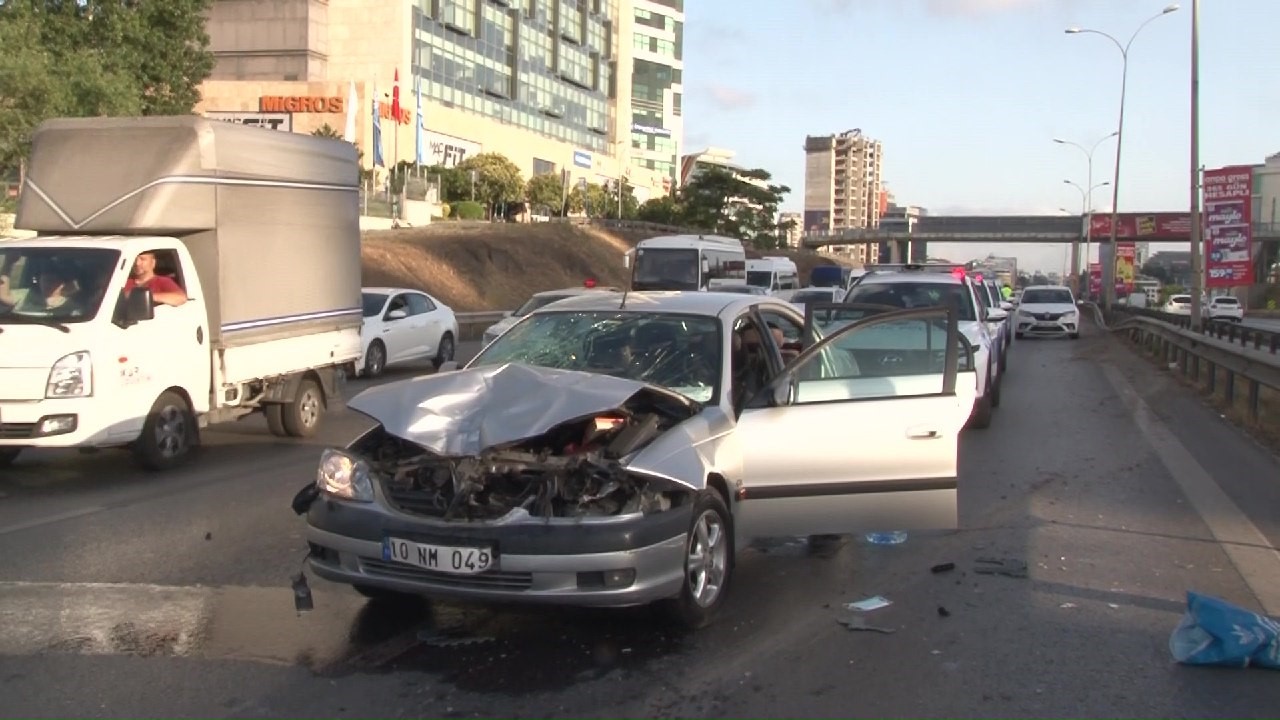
[453,201,485,220]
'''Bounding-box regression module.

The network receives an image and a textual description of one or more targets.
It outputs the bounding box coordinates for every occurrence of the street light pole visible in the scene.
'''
[1067,3,1179,312]
[1054,131,1118,295]
[1188,0,1204,329]
[1064,179,1111,296]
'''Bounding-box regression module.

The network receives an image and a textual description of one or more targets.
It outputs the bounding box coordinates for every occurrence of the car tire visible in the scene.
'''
[432,332,455,370]
[990,374,1002,408]
[0,447,22,467]
[264,404,288,437]
[281,377,324,438]
[132,390,199,471]
[662,490,734,630]
[363,340,387,378]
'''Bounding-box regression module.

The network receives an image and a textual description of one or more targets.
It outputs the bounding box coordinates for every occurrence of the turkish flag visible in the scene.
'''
[391,68,401,119]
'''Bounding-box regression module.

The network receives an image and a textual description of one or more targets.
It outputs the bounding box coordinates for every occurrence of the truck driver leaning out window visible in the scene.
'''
[126,251,187,307]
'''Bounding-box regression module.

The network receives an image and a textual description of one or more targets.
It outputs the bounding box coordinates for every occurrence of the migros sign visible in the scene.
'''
[259,95,345,113]
[257,95,412,125]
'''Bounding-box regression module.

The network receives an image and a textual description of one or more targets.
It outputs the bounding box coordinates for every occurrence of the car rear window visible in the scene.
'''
[1213,297,1239,305]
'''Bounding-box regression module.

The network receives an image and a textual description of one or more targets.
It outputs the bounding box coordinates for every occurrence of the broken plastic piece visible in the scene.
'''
[837,616,896,634]
[844,595,892,612]
[930,562,956,574]
[864,531,908,545]
[291,573,314,612]
[937,606,951,618]
[974,557,1028,578]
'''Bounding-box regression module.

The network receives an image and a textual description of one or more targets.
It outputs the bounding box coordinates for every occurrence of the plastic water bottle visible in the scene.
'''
[864,531,908,545]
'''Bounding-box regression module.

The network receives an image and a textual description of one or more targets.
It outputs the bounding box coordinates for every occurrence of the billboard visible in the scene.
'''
[1089,212,1192,239]
[205,111,292,132]
[422,130,481,168]
[1114,242,1136,294]
[803,210,832,233]
[1202,165,1254,287]
[1089,262,1102,297]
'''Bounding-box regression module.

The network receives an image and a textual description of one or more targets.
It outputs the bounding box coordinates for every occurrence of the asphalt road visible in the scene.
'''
[3,332,1280,718]
[1242,316,1280,333]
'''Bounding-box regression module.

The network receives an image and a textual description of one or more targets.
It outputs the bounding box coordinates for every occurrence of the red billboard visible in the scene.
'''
[1202,165,1254,287]
[1089,262,1102,296]
[1089,212,1192,239]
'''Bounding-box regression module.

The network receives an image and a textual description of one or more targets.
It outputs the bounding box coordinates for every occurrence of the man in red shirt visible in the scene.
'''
[124,251,187,307]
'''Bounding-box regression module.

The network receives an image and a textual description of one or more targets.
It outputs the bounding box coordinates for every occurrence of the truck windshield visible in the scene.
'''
[746,271,773,288]
[632,248,700,291]
[0,247,121,325]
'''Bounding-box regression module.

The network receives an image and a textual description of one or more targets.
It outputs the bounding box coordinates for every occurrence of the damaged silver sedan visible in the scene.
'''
[296,292,977,628]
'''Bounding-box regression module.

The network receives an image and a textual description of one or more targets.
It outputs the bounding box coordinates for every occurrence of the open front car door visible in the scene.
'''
[734,302,977,539]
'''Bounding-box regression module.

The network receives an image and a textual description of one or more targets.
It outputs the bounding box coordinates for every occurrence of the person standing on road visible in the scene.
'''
[125,251,187,307]
[1000,284,1013,301]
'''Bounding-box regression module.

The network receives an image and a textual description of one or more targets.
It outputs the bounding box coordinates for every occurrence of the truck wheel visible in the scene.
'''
[133,391,199,471]
[0,448,21,468]
[281,377,324,438]
[264,404,288,437]
[432,333,455,370]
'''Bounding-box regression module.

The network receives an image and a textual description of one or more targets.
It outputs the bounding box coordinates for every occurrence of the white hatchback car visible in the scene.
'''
[1162,294,1193,316]
[1014,286,1080,340]
[1203,296,1244,322]
[358,288,460,378]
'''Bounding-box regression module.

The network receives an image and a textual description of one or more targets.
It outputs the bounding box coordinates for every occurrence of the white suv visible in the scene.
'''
[843,265,1003,429]
[1014,286,1081,340]
[1203,296,1244,322]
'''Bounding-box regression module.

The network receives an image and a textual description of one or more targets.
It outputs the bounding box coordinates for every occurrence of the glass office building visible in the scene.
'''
[412,0,617,154]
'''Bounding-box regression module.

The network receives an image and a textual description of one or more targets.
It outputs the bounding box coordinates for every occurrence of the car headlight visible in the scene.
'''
[46,351,92,398]
[1063,310,1078,319]
[317,448,374,502]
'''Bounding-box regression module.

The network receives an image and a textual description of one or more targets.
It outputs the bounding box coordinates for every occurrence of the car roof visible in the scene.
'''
[362,287,428,295]
[530,286,621,298]
[1023,285,1072,292]
[528,290,796,319]
[853,271,964,286]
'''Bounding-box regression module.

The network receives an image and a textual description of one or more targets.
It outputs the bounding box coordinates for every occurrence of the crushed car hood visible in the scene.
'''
[347,362,700,458]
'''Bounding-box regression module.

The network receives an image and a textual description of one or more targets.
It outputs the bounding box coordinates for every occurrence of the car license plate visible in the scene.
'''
[383,536,494,575]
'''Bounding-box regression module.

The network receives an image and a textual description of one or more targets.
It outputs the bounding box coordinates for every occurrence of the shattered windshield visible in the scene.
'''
[468,311,721,404]
[0,247,120,325]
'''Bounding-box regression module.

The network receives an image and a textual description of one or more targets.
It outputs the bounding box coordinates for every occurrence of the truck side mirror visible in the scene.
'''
[117,288,154,327]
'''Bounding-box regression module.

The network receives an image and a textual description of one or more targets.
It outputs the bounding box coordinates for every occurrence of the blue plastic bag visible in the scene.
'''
[1169,591,1280,669]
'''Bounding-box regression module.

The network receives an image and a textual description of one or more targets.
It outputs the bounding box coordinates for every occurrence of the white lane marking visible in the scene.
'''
[1102,363,1280,615]
[0,581,369,665]
[0,506,107,536]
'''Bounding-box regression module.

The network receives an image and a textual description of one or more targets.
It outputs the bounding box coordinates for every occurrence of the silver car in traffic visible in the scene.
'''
[296,292,977,628]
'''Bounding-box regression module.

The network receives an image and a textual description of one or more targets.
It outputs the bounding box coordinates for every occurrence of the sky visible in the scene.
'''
[680,0,1278,274]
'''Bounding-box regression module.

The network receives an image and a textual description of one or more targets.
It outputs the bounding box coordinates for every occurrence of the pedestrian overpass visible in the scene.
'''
[801,214,1280,248]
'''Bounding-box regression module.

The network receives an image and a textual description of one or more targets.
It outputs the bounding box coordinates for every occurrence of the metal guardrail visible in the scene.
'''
[1107,310,1280,426]
[1112,306,1280,355]
[454,311,508,342]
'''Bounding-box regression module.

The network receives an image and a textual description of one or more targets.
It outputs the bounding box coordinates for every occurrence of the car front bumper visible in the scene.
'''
[1016,314,1079,336]
[305,495,692,608]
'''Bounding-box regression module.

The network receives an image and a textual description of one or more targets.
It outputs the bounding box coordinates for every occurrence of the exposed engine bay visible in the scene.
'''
[352,388,696,521]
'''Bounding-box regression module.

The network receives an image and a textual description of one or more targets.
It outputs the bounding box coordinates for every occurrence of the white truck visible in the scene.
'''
[0,116,363,470]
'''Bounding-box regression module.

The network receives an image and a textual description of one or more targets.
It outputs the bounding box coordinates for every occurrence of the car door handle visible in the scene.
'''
[906,426,940,440]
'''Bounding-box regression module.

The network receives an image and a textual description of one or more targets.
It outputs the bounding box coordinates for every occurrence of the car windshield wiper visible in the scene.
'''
[0,313,72,333]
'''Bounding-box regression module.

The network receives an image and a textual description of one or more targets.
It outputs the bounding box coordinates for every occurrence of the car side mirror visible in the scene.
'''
[986,308,1008,322]
[117,288,154,327]
[386,308,407,320]
[1000,301,1014,311]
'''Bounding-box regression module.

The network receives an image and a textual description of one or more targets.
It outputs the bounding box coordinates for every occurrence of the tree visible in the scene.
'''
[677,166,791,250]
[1140,260,1170,284]
[526,172,566,215]
[601,179,640,220]
[571,182,611,218]
[637,195,683,226]
[455,152,524,216]
[0,0,214,171]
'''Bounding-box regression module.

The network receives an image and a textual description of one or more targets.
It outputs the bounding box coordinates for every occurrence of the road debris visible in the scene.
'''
[1170,591,1280,669]
[844,595,892,612]
[974,557,1028,579]
[930,562,956,574]
[837,616,896,634]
